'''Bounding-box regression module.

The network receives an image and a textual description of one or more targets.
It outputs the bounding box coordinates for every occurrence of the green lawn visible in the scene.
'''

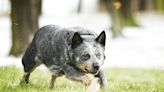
[0,66,164,92]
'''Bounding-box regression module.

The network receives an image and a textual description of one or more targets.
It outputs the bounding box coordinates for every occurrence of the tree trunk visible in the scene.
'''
[120,0,138,26]
[145,0,154,12]
[130,0,140,14]
[10,0,40,56]
[37,0,42,16]
[29,0,41,35]
[77,0,82,13]
[108,0,123,37]
[155,0,164,13]
[139,0,146,11]
[102,0,138,37]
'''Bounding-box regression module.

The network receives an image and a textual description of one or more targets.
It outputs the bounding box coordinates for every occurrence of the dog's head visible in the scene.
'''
[70,31,106,74]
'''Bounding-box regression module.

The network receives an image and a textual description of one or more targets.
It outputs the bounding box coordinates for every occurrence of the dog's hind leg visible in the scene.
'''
[21,41,40,83]
[21,58,41,83]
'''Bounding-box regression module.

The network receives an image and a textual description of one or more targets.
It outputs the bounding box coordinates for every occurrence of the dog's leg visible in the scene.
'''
[95,70,108,87]
[63,64,92,86]
[50,75,58,89]
[21,62,40,84]
[21,72,30,83]
[21,57,41,84]
[21,43,40,84]
[86,78,101,92]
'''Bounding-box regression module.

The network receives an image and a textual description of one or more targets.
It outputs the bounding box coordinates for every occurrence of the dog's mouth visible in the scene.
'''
[91,70,99,75]
[84,68,99,74]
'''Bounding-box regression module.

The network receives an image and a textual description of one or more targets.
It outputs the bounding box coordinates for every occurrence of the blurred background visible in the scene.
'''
[0,0,164,69]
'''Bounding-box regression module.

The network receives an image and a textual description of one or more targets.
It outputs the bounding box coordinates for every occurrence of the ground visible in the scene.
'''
[0,67,164,92]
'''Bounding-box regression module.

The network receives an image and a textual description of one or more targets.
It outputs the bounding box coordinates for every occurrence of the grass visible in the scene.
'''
[0,67,164,92]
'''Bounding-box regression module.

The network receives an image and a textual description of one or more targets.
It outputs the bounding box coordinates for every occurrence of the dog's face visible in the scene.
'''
[70,31,106,74]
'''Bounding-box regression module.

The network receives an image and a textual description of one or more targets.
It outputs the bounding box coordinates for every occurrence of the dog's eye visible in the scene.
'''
[82,54,90,61]
[96,53,101,59]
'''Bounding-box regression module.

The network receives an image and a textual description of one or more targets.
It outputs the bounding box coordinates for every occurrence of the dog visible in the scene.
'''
[21,25,107,89]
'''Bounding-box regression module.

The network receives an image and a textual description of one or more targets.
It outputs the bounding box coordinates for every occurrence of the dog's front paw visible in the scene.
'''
[86,78,100,92]
[95,70,108,87]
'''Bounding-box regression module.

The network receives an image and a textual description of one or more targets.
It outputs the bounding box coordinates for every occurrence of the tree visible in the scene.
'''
[155,0,164,13]
[145,0,154,12]
[77,0,82,13]
[130,0,139,13]
[99,0,138,37]
[10,0,41,56]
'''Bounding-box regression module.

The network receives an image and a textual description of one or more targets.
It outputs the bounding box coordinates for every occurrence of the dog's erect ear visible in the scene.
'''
[72,32,83,49]
[95,31,106,46]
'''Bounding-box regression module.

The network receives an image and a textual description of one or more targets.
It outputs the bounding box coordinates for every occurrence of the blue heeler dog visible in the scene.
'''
[21,25,108,89]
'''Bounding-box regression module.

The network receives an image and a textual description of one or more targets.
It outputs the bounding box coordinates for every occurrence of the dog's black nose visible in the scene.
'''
[93,63,100,70]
